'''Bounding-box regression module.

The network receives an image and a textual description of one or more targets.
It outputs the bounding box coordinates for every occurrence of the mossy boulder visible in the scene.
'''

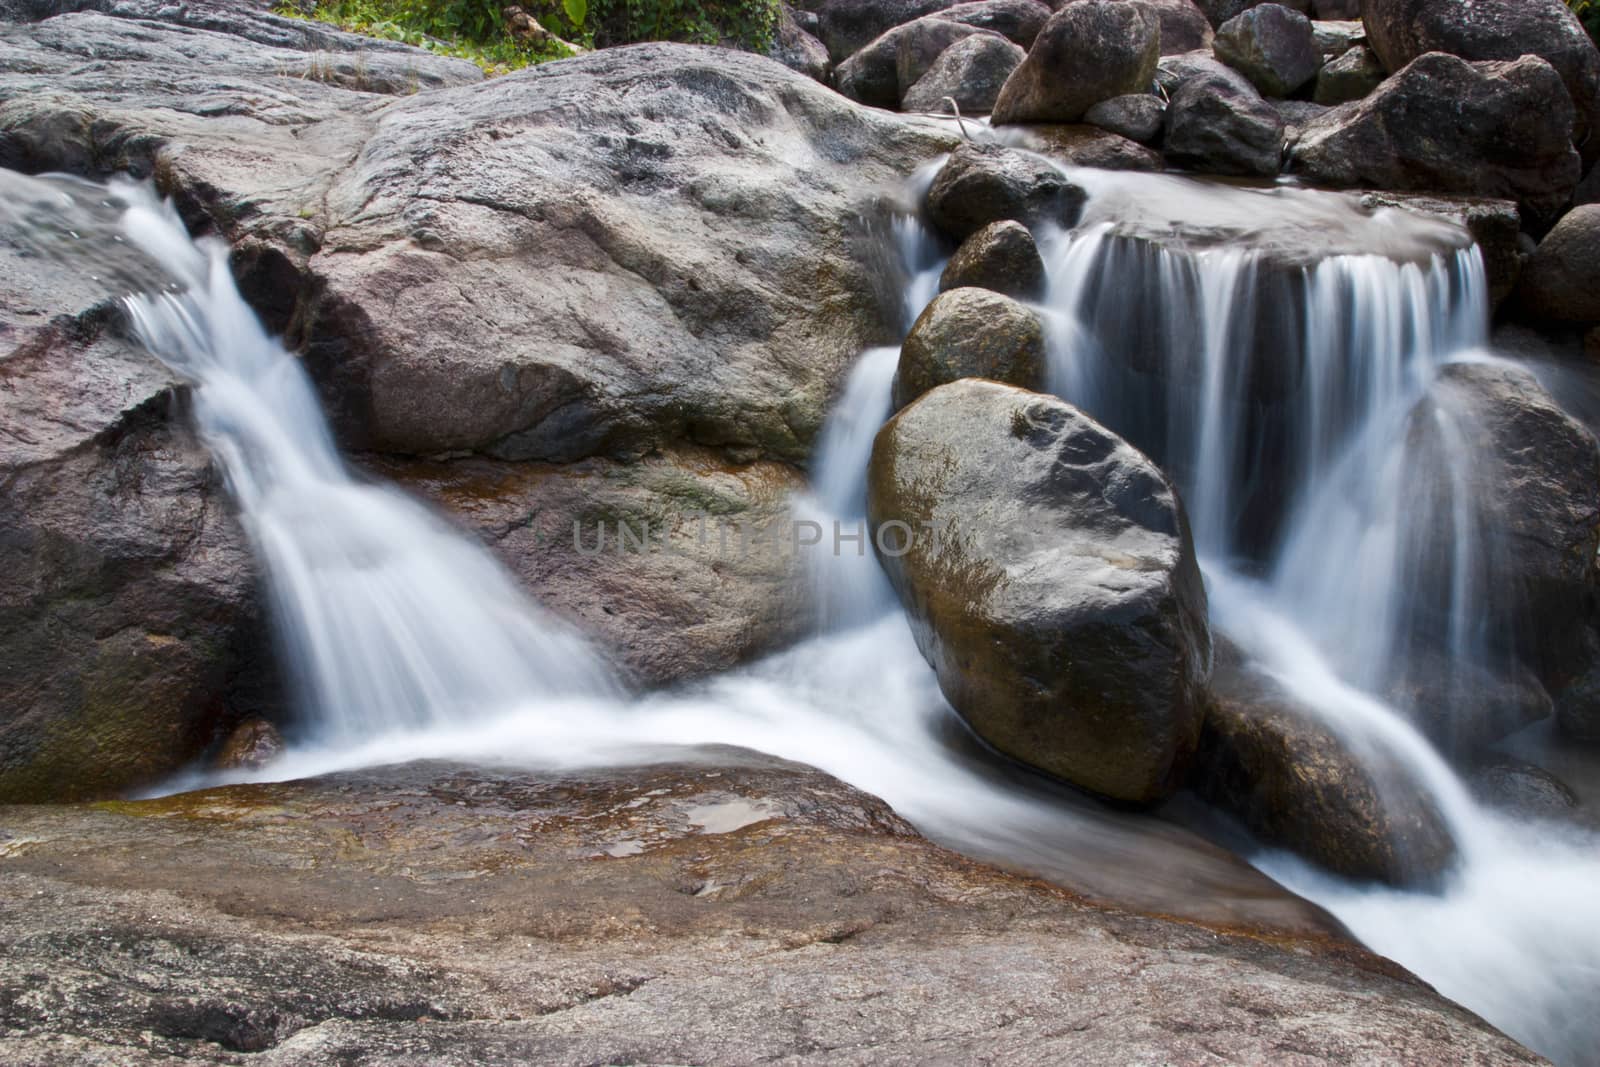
[866,380,1211,804]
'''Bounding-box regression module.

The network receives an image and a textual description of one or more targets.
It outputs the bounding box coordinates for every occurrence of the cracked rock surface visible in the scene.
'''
[0,753,1547,1064]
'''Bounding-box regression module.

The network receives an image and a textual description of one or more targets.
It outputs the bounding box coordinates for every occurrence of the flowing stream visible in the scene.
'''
[6,165,1600,1065]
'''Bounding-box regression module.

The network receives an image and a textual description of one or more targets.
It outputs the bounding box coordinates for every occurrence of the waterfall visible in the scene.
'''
[0,172,616,741]
[9,164,1600,1065]
[1035,167,1599,1067]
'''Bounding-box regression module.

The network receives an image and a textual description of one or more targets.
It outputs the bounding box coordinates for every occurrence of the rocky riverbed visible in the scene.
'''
[0,754,1547,1065]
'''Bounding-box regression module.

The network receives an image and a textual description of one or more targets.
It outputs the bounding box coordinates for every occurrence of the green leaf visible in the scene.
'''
[563,0,587,27]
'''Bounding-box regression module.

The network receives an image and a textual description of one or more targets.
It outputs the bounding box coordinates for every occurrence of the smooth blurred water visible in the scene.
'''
[9,164,1600,1064]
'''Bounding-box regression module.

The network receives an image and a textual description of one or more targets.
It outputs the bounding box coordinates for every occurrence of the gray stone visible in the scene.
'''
[1163,58,1285,176]
[0,756,1547,1064]
[992,1,1160,125]
[1361,0,1600,165]
[867,380,1211,804]
[1291,53,1582,228]
[1514,203,1600,324]
[835,16,999,108]
[769,4,832,81]
[1059,0,1216,55]
[1213,3,1320,98]
[1195,0,1311,28]
[901,31,1025,113]
[924,141,1087,240]
[1195,651,1458,887]
[1314,43,1385,105]
[1085,92,1167,144]
[1012,124,1167,169]
[894,288,1046,408]
[938,219,1048,298]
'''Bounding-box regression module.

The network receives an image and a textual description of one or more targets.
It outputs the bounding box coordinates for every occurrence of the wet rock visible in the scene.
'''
[894,288,1046,408]
[0,756,1546,1064]
[1514,204,1600,325]
[1356,191,1524,307]
[1214,3,1320,98]
[938,219,1048,298]
[1397,363,1600,724]
[991,1,1161,125]
[1164,58,1286,176]
[924,142,1087,240]
[1556,657,1600,741]
[1059,0,1216,55]
[380,447,810,690]
[1314,44,1385,105]
[1195,0,1311,28]
[1010,124,1167,170]
[1275,98,1330,139]
[213,718,285,771]
[1084,93,1167,144]
[1468,755,1581,821]
[1291,53,1582,228]
[1193,653,1458,888]
[835,17,1000,108]
[0,245,264,804]
[867,381,1211,804]
[901,31,1025,113]
[768,4,831,81]
[1361,0,1600,165]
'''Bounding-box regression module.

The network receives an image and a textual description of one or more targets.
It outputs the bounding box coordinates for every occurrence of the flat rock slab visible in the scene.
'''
[0,754,1545,1064]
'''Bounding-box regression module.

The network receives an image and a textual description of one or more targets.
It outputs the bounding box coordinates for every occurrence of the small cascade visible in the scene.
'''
[0,172,616,741]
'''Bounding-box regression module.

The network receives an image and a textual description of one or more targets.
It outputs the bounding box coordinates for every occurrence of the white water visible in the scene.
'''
[8,165,1600,1063]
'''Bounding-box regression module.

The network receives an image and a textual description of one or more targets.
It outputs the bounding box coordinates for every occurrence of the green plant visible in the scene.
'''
[1572,0,1600,45]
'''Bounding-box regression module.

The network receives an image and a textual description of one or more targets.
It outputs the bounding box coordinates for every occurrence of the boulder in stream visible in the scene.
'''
[893,288,1046,408]
[923,142,1086,240]
[1193,651,1458,888]
[938,219,1048,299]
[1057,0,1216,55]
[834,15,1000,108]
[867,381,1212,804]
[991,1,1161,125]
[1084,93,1167,145]
[1313,44,1385,105]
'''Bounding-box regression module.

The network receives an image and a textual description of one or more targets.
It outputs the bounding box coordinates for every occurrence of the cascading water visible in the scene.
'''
[1034,167,1600,1066]
[0,172,616,741]
[8,162,1600,1065]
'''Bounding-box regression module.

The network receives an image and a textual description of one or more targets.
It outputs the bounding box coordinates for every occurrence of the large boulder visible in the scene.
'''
[1290,53,1582,228]
[1060,0,1216,55]
[991,1,1160,125]
[768,4,832,82]
[1194,653,1457,888]
[835,17,1001,108]
[923,142,1086,240]
[901,31,1026,113]
[866,380,1212,804]
[0,5,969,797]
[893,288,1046,408]
[1361,0,1600,165]
[1213,3,1320,98]
[1514,204,1600,325]
[1389,362,1600,745]
[938,219,1048,298]
[0,758,1549,1064]
[1163,58,1285,176]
